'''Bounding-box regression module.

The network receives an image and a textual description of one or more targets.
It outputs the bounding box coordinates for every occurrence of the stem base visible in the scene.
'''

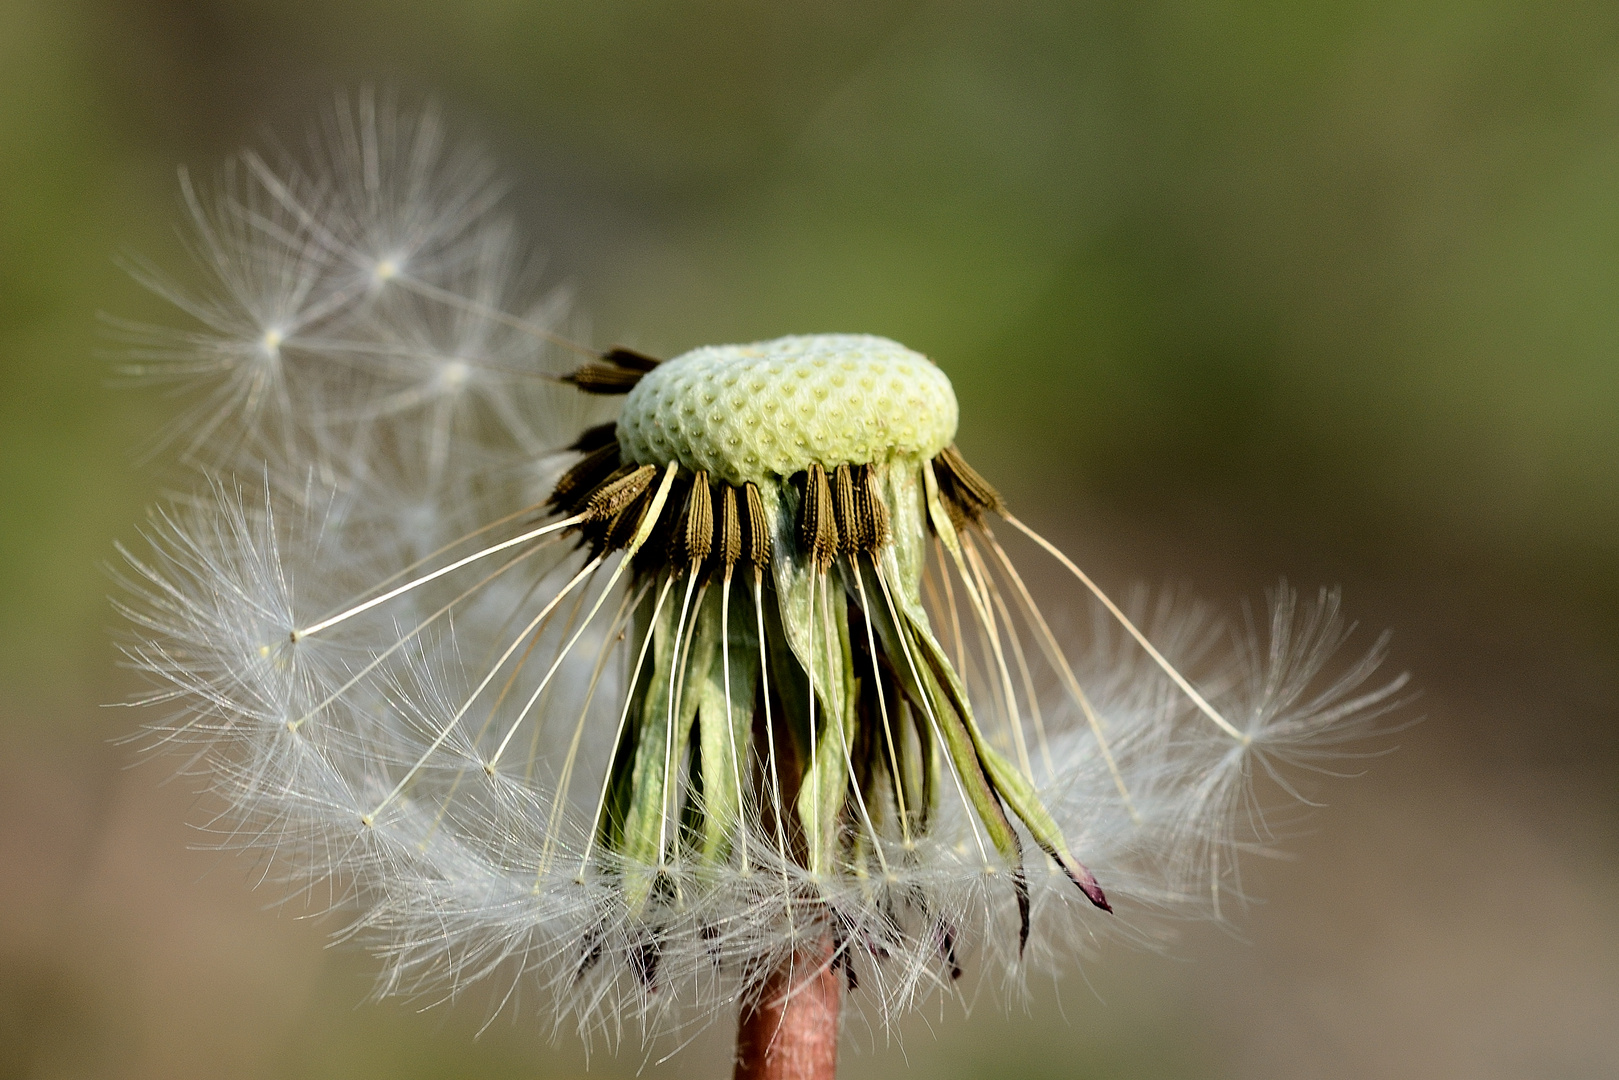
[733,938,842,1080]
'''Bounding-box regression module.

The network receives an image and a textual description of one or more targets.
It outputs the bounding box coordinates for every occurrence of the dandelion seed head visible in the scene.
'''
[114,94,1406,1052]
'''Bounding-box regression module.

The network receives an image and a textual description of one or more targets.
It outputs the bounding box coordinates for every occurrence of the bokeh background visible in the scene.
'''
[3,2,1617,1078]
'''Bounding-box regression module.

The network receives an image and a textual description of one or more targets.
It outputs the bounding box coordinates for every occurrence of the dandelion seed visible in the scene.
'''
[115,94,1407,1078]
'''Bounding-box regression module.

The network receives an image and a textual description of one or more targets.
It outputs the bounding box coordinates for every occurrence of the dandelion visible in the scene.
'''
[115,91,1407,1080]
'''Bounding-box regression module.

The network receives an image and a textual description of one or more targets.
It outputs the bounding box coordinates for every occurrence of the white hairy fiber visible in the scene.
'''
[114,91,1407,1049]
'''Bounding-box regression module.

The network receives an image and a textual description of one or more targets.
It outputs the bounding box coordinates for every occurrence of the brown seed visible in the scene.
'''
[933,443,1005,526]
[550,441,622,513]
[832,463,863,554]
[599,346,662,372]
[568,422,620,453]
[719,484,743,572]
[563,363,646,394]
[860,464,891,551]
[582,464,657,523]
[673,471,714,568]
[743,482,772,572]
[797,464,840,572]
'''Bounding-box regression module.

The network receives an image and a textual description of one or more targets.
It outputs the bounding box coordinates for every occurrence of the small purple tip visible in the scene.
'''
[1062,858,1113,914]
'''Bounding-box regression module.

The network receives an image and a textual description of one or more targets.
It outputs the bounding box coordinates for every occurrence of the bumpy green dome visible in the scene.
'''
[616,334,958,487]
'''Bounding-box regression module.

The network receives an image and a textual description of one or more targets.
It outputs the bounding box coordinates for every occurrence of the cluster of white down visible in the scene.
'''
[114,91,1407,1044]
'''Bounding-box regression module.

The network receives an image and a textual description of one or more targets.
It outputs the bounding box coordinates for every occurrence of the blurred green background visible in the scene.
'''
[2,1,1616,1078]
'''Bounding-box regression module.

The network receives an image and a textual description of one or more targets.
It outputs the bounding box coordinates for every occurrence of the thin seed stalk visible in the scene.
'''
[733,936,841,1080]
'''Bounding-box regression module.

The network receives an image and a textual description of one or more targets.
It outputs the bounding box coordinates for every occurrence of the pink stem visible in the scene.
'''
[733,937,841,1080]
